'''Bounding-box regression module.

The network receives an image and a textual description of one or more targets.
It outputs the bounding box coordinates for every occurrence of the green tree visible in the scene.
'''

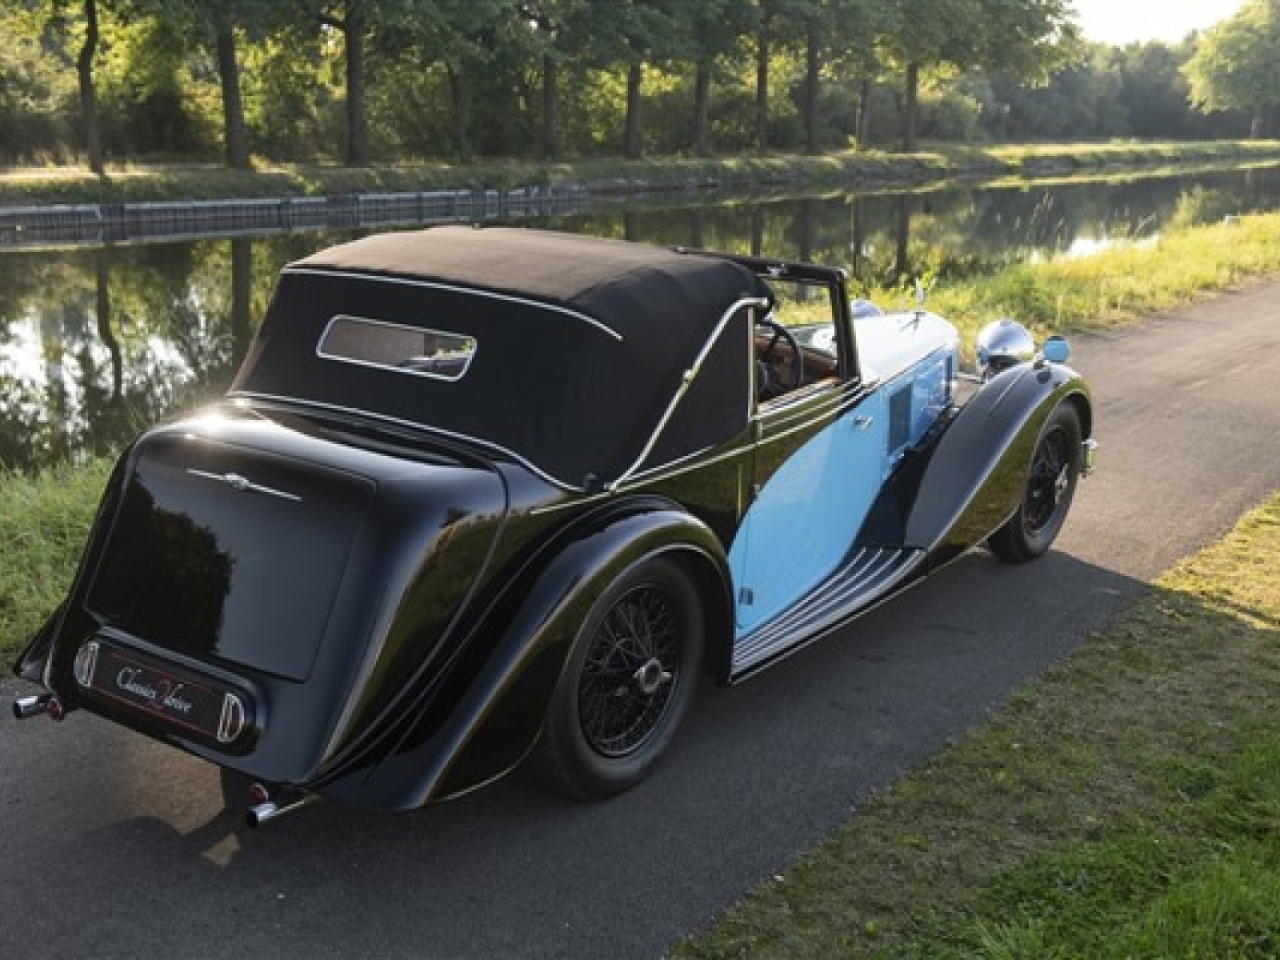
[883,0,1075,151]
[522,0,587,159]
[148,0,288,168]
[676,0,751,155]
[1185,0,1280,138]
[74,0,104,171]
[0,4,78,162]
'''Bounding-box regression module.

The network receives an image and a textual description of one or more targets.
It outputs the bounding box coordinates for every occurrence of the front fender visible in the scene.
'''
[325,500,730,809]
[905,362,1092,568]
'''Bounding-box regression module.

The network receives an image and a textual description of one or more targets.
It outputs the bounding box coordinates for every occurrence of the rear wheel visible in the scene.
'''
[530,557,703,800]
[988,402,1082,563]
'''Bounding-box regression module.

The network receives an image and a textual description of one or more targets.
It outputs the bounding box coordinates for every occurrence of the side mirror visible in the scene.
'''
[1042,335,1070,365]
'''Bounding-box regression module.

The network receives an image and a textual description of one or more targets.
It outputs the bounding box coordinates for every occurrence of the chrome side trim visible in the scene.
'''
[284,267,624,342]
[607,296,771,493]
[731,547,923,677]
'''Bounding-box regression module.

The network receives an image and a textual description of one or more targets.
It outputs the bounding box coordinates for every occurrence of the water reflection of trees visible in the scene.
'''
[0,236,290,471]
[3,166,1279,470]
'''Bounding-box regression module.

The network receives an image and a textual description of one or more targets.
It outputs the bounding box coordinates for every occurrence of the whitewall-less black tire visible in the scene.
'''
[530,556,703,800]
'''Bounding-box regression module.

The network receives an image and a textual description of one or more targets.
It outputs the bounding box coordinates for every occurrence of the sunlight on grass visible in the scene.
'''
[859,211,1280,353]
[673,495,1280,959]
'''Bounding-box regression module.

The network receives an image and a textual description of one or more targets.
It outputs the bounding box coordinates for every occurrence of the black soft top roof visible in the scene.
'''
[231,227,769,489]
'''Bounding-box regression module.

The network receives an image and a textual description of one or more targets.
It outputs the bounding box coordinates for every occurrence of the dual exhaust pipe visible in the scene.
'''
[15,692,313,828]
[13,693,65,721]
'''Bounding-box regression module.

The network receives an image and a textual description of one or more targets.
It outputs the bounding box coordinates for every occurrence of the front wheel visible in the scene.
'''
[530,557,703,800]
[987,402,1083,563]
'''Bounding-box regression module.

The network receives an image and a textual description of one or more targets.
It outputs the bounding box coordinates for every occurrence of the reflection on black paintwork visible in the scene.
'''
[90,480,234,653]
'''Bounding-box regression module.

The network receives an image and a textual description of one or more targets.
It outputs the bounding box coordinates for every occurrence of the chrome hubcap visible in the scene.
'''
[633,658,673,696]
[1054,464,1070,504]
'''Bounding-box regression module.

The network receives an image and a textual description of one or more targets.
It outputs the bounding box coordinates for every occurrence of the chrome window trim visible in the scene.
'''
[284,267,624,342]
[316,313,478,382]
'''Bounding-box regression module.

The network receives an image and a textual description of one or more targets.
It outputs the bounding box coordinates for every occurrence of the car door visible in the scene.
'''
[726,270,886,639]
[729,388,887,636]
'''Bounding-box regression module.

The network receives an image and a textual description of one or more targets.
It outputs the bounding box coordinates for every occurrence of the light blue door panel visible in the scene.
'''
[729,391,888,637]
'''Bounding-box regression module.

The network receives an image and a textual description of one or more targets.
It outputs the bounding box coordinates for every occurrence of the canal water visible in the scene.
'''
[4,163,1280,471]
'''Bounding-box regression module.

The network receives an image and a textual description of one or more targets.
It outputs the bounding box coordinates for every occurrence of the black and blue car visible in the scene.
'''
[13,226,1095,824]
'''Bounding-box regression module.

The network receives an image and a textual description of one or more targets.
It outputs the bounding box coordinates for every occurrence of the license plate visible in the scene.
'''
[76,640,251,745]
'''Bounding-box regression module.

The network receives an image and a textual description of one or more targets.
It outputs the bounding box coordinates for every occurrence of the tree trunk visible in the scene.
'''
[214,2,249,169]
[540,53,559,158]
[689,208,706,249]
[803,23,821,156]
[624,62,643,159]
[445,64,471,160]
[230,237,253,366]
[344,3,369,165]
[855,77,872,148]
[94,248,121,401]
[755,16,770,152]
[902,61,920,152]
[692,58,712,156]
[894,194,912,281]
[849,196,865,282]
[78,0,104,174]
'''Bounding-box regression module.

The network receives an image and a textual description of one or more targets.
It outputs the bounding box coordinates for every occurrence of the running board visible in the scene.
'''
[731,546,925,679]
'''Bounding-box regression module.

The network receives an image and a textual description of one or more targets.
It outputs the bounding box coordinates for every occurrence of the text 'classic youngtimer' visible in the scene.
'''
[13,227,1096,825]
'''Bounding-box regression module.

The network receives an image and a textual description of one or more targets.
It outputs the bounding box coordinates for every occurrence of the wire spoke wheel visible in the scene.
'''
[988,402,1083,563]
[530,557,703,799]
[578,585,680,757]
[1023,423,1072,536]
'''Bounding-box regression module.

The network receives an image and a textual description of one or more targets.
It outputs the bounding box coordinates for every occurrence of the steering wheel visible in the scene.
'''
[756,318,805,399]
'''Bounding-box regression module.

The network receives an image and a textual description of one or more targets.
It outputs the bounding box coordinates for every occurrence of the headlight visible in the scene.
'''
[975,319,1035,379]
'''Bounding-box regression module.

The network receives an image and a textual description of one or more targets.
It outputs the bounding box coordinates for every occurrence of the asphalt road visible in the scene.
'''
[5,279,1280,960]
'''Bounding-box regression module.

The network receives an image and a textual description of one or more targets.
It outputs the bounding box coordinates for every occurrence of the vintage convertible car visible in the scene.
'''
[13,226,1096,825]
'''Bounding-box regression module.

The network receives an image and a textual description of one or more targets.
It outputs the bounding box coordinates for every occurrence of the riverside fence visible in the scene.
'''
[0,185,598,249]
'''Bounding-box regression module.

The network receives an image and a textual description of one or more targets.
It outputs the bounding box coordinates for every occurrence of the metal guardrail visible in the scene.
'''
[0,185,593,249]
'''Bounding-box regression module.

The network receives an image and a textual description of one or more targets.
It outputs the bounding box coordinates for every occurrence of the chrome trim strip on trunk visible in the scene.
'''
[186,469,303,503]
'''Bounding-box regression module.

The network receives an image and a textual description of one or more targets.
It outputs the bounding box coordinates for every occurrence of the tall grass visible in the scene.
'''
[1,459,113,662]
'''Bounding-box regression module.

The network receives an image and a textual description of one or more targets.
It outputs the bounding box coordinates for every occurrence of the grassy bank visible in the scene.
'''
[2,139,1279,206]
[674,491,1280,958]
[864,207,1280,349]
[1,459,113,665]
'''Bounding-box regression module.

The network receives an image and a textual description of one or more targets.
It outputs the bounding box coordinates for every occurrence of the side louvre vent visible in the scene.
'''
[888,385,912,453]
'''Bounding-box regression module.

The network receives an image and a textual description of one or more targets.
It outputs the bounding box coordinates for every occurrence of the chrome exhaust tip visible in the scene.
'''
[245,785,315,828]
[13,694,61,720]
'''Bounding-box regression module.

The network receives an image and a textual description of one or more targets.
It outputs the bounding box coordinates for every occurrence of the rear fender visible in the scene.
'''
[904,363,1091,568]
[327,500,731,808]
